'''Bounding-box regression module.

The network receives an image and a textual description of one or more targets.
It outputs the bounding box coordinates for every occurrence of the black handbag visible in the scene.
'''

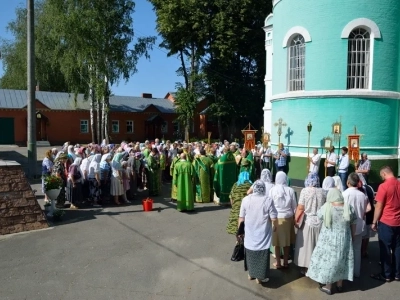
[230,236,244,262]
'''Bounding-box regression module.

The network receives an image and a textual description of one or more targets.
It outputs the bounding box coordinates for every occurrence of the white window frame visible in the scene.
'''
[282,26,311,92]
[346,28,370,89]
[287,34,306,91]
[126,120,134,133]
[111,120,119,133]
[80,120,89,133]
[341,18,381,90]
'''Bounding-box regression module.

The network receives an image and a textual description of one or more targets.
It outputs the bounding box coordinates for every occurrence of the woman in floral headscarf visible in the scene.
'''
[238,180,278,284]
[294,172,326,274]
[226,169,252,235]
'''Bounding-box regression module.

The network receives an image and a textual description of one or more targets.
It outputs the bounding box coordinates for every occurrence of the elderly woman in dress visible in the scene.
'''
[100,153,112,203]
[67,157,83,209]
[42,149,54,204]
[307,188,357,295]
[52,153,68,208]
[111,152,124,205]
[269,171,297,268]
[238,180,278,284]
[294,172,326,274]
[87,154,102,207]
[226,170,252,235]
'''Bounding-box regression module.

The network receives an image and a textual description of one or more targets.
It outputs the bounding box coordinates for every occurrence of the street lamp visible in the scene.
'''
[307,122,312,171]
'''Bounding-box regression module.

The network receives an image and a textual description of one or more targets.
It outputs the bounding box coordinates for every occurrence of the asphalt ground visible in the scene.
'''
[0,146,398,300]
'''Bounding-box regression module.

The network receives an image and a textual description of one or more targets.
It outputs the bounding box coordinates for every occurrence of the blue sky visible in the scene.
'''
[0,0,181,98]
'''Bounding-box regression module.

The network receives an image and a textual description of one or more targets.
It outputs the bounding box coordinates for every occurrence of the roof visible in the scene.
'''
[0,89,176,113]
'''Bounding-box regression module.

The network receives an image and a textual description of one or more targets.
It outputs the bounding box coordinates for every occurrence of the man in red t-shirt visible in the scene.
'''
[371,166,400,282]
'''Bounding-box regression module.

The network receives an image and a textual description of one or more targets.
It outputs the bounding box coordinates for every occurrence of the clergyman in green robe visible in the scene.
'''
[169,149,183,201]
[173,153,195,211]
[193,149,214,203]
[213,149,238,205]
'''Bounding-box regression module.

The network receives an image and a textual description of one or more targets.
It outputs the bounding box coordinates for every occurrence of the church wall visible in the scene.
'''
[272,0,400,94]
[271,97,399,156]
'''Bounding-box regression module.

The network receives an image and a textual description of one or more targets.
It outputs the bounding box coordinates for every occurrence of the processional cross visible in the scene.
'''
[274,118,287,145]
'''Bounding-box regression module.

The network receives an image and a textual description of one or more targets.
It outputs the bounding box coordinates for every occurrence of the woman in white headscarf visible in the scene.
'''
[307,188,357,295]
[247,169,274,196]
[294,172,326,274]
[67,157,83,209]
[88,154,102,207]
[100,153,112,202]
[239,180,278,284]
[322,176,335,195]
[333,175,344,192]
[268,171,297,268]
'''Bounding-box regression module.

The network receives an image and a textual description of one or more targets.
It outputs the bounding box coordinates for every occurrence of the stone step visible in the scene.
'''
[36,141,51,147]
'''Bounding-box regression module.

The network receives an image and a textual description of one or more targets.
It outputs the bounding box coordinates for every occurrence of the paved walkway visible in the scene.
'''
[0,146,397,299]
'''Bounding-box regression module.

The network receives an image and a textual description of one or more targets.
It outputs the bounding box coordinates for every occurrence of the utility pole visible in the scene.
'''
[27,0,37,178]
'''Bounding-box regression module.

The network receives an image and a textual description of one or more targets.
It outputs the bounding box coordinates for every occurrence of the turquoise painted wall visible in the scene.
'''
[270,97,399,155]
[272,0,400,94]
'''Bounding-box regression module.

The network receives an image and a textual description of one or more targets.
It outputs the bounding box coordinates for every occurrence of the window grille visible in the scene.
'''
[126,121,134,133]
[80,120,88,133]
[288,34,305,91]
[347,28,370,89]
[112,120,119,133]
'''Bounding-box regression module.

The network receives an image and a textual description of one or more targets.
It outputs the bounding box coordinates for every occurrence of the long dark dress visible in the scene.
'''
[52,160,67,207]
[67,165,83,205]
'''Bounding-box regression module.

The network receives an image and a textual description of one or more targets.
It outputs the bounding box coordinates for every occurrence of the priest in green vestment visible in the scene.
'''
[193,149,214,203]
[169,149,183,201]
[238,149,256,181]
[173,153,195,211]
[213,148,238,205]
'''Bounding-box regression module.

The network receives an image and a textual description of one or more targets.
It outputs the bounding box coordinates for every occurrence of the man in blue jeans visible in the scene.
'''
[371,166,400,282]
[337,147,349,190]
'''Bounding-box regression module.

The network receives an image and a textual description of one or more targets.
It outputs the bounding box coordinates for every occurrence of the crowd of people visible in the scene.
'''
[41,138,400,294]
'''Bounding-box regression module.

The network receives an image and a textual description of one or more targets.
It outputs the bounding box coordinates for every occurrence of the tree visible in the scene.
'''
[42,0,156,143]
[150,0,272,140]
[0,1,70,92]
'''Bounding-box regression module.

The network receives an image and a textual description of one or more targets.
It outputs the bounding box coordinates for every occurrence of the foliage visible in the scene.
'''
[0,1,70,91]
[150,0,272,140]
[43,175,63,190]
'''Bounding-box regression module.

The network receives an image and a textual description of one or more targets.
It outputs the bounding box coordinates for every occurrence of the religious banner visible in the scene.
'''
[241,123,257,151]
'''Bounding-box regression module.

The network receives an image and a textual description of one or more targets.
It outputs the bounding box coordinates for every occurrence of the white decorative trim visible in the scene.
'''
[279,152,397,160]
[270,90,400,102]
[273,0,282,7]
[341,18,381,39]
[269,144,399,150]
[282,26,311,48]
[264,13,273,27]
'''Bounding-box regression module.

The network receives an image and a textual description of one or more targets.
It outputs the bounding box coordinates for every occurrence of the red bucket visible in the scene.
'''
[142,198,153,212]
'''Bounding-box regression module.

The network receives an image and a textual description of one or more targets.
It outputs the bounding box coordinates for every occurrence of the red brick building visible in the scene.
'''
[0,89,212,145]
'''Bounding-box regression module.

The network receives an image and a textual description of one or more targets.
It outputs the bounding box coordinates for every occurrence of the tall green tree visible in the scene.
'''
[43,0,156,143]
[150,0,272,140]
[0,1,69,92]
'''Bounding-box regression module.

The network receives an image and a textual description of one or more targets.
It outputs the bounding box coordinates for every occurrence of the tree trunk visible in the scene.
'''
[96,94,101,144]
[90,91,96,143]
[103,76,110,144]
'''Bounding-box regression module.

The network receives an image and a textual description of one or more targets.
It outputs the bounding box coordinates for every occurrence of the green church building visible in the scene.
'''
[263,0,400,185]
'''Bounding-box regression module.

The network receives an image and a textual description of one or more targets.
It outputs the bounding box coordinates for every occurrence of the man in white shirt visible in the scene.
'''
[338,147,350,190]
[308,148,321,174]
[342,173,371,278]
[260,145,272,170]
[324,146,337,177]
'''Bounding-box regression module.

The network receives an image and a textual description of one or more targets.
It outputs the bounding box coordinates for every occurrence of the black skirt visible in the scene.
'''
[67,181,83,205]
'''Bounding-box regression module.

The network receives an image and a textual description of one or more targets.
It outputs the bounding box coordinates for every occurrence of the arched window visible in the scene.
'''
[288,34,305,91]
[347,28,370,89]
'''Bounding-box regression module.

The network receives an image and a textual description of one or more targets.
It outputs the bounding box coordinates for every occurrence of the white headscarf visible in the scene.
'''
[101,153,111,162]
[68,145,76,160]
[333,175,344,191]
[271,171,287,199]
[88,154,101,174]
[322,176,335,191]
